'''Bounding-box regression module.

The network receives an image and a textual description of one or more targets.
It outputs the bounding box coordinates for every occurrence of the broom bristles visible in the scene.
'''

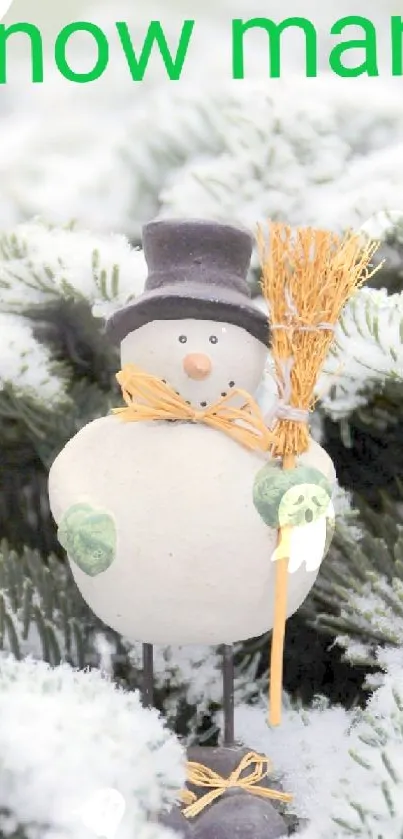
[257,222,382,456]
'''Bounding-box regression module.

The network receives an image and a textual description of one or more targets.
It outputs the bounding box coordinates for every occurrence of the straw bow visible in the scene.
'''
[112,364,274,452]
[180,751,293,819]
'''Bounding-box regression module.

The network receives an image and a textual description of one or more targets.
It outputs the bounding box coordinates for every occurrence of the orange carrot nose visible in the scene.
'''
[183,353,212,380]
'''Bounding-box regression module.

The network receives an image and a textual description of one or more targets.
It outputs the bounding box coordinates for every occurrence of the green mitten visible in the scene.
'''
[253,464,332,528]
[57,502,116,577]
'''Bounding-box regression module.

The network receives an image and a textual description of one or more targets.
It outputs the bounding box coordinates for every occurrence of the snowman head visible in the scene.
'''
[106,219,271,403]
[120,318,268,407]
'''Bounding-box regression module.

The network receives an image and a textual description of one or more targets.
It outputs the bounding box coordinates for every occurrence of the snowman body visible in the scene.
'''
[48,318,335,645]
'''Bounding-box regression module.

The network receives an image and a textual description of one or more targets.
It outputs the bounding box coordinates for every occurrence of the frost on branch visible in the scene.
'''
[308,491,403,672]
[0,220,146,320]
[0,655,184,839]
[0,540,111,667]
[159,79,403,237]
[256,286,403,424]
[0,311,65,414]
[2,73,403,237]
[317,287,403,420]
[235,654,403,837]
[126,641,261,742]
[234,697,352,828]
[307,657,403,837]
[0,221,148,509]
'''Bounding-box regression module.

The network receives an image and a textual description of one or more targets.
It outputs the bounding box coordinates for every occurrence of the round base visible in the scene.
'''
[160,745,289,839]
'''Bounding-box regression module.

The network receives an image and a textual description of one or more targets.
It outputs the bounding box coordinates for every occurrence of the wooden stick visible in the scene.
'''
[222,644,235,746]
[269,451,295,726]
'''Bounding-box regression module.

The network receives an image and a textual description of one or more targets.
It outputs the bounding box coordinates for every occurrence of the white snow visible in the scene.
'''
[256,286,403,422]
[126,642,260,739]
[0,312,66,402]
[336,576,403,667]
[318,287,403,419]
[236,656,403,836]
[359,209,403,239]
[0,220,147,318]
[0,654,184,839]
[2,18,403,240]
[235,698,352,825]
[150,77,403,242]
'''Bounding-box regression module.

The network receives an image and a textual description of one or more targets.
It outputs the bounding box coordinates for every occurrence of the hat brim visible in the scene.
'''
[105,283,270,346]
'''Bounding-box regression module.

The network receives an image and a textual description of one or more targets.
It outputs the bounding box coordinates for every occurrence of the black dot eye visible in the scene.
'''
[229,381,235,388]
[209,335,218,344]
[293,495,305,505]
[179,335,187,343]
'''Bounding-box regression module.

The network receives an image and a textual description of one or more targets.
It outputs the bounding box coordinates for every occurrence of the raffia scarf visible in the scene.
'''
[112,364,274,452]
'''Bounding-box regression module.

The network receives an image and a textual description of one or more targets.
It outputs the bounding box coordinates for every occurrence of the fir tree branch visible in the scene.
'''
[0,540,108,667]
[306,491,403,671]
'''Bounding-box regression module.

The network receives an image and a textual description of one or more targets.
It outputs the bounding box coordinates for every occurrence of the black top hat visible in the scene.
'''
[105,218,270,346]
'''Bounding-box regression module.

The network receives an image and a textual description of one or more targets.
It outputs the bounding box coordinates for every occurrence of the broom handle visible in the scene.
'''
[269,451,295,726]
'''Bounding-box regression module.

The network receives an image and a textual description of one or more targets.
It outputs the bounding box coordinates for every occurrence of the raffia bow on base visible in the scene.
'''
[112,364,274,453]
[179,751,293,819]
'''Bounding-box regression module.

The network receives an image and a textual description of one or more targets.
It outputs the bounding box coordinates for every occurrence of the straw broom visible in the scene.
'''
[256,221,382,727]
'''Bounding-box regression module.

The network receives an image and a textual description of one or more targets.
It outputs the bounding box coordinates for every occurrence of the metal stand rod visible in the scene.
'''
[222,644,235,746]
[142,643,154,707]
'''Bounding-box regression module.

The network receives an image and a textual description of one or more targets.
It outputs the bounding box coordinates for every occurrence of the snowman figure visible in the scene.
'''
[48,219,335,839]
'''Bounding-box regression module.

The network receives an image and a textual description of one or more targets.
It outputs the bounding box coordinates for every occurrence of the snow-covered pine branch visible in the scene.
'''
[0,654,184,839]
[0,311,65,407]
[126,641,261,742]
[2,71,403,239]
[0,221,147,449]
[0,540,110,666]
[235,649,403,837]
[0,220,146,320]
[309,492,403,672]
[317,287,403,420]
[256,285,403,423]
